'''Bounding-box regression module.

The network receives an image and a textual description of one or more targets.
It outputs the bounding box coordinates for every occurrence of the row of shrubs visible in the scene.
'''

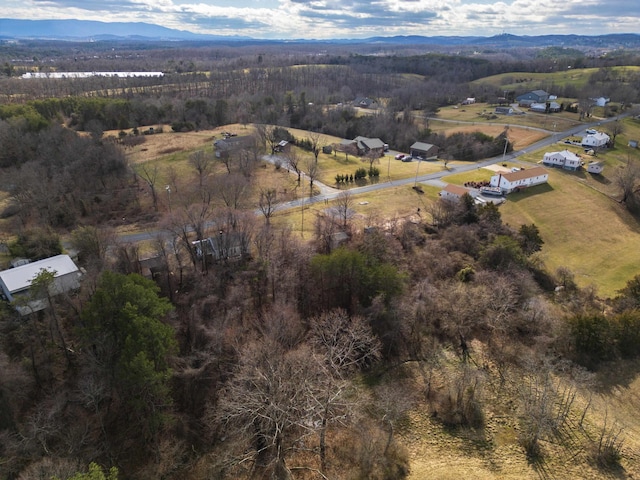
[335,167,380,184]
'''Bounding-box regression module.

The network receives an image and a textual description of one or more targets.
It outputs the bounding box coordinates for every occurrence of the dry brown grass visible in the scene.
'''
[428,123,549,149]
[397,344,640,480]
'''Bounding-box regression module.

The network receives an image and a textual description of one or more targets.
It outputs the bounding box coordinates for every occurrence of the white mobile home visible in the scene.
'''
[490,166,549,194]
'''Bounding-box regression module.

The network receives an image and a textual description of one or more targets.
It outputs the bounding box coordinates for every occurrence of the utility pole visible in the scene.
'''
[414,158,422,186]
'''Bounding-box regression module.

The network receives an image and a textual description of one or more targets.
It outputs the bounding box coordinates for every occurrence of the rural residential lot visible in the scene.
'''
[2,36,640,480]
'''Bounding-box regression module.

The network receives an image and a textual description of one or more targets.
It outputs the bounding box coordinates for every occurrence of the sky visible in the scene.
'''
[1,0,639,40]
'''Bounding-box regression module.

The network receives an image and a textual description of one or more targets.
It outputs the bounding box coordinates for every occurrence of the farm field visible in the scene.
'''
[470,66,640,91]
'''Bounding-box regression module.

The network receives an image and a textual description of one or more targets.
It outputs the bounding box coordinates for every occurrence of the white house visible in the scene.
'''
[461,97,476,105]
[490,166,549,194]
[591,97,610,107]
[0,255,82,315]
[581,132,610,148]
[542,150,582,171]
[439,184,472,201]
[587,161,604,174]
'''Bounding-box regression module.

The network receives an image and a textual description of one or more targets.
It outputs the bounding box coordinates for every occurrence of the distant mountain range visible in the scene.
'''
[0,19,250,41]
[1,19,640,47]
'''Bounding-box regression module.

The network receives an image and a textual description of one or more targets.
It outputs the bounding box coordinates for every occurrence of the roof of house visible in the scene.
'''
[500,166,548,182]
[516,90,549,100]
[0,255,79,294]
[214,135,255,150]
[547,150,581,161]
[532,90,549,96]
[530,101,561,110]
[410,142,437,152]
[354,97,375,106]
[354,136,385,149]
[582,132,610,142]
[441,184,471,196]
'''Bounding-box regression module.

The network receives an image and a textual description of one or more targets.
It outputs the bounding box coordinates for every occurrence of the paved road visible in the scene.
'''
[119,115,629,243]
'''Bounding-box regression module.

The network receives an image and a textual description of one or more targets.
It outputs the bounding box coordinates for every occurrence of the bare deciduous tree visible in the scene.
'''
[284,148,302,186]
[306,157,319,196]
[188,150,213,189]
[605,120,625,147]
[216,341,320,479]
[258,187,278,224]
[309,309,381,474]
[307,132,322,163]
[615,157,640,208]
[333,190,354,229]
[137,163,160,212]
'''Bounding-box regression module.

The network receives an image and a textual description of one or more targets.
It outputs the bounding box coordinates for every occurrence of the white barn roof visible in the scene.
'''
[0,255,79,294]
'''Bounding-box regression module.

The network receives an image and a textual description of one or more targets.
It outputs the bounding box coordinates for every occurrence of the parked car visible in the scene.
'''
[395,154,405,160]
[401,155,413,162]
[586,129,597,135]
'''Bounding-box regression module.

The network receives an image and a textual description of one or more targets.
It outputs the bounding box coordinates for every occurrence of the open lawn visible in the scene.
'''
[317,150,447,186]
[500,162,640,297]
[270,183,436,238]
[432,103,583,131]
[427,121,550,149]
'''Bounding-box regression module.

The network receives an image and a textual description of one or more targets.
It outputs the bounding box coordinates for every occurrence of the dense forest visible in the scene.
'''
[1,40,640,479]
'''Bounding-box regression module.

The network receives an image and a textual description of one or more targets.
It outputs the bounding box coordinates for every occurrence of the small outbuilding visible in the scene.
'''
[587,161,604,174]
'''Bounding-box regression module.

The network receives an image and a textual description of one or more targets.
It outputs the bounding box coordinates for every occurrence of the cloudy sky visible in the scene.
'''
[1,0,638,40]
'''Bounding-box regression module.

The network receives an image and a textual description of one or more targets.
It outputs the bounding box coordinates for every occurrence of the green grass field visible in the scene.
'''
[499,162,640,297]
[470,66,640,91]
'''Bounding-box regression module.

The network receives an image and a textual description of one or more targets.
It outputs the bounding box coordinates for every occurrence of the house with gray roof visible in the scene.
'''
[342,136,386,157]
[516,90,550,106]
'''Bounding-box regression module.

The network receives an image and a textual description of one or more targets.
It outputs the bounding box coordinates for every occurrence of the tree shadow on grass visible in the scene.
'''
[592,358,640,394]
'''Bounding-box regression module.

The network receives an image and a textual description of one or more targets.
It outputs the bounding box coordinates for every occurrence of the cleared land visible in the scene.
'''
[431,103,583,131]
[471,66,640,91]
